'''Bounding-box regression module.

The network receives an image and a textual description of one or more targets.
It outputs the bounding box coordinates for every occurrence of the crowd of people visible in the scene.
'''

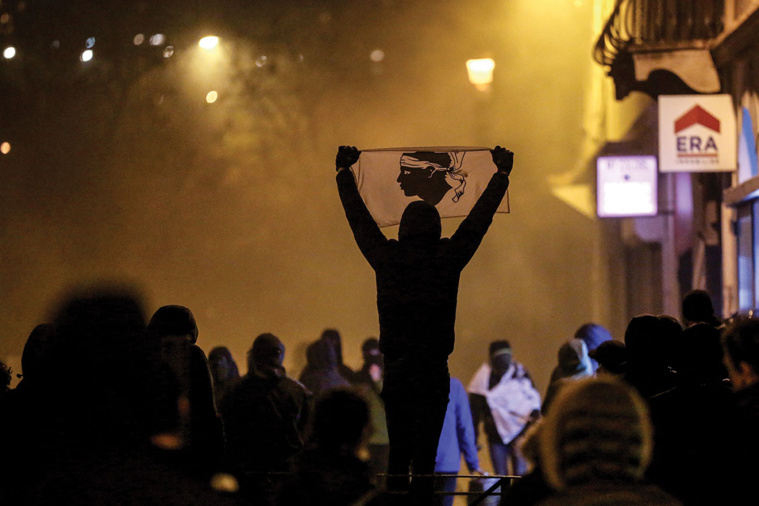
[0,286,758,505]
[3,144,759,505]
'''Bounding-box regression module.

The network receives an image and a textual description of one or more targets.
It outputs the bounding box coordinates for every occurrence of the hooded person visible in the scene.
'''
[541,338,593,414]
[208,346,240,406]
[219,333,312,503]
[351,337,390,484]
[573,323,612,373]
[318,328,354,382]
[146,304,224,478]
[336,145,513,499]
[468,340,541,477]
[298,337,351,397]
[623,315,679,399]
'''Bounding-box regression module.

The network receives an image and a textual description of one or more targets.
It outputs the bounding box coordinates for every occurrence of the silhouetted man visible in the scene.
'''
[335,145,513,501]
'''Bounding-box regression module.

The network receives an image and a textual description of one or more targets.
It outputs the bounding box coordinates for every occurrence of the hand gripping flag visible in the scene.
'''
[347,147,510,228]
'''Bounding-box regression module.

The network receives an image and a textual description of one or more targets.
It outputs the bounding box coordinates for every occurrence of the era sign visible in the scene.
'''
[659,94,736,173]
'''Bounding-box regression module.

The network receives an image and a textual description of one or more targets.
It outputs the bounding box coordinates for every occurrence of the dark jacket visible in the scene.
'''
[298,338,351,397]
[220,373,311,474]
[336,169,509,365]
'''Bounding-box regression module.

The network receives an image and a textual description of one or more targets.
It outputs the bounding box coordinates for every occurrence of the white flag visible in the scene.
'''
[348,146,510,228]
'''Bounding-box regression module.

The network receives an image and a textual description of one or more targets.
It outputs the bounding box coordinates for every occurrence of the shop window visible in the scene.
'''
[738,106,758,184]
[737,203,755,312]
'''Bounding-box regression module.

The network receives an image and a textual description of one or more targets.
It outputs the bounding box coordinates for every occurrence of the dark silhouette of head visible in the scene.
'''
[208,346,240,384]
[248,333,285,379]
[398,200,441,242]
[49,285,162,446]
[361,337,381,365]
[722,318,759,389]
[0,359,11,393]
[147,305,199,344]
[308,388,370,455]
[397,151,466,206]
[682,289,720,327]
[20,323,57,384]
[677,322,728,383]
[306,338,338,370]
[320,328,344,365]
[489,340,513,374]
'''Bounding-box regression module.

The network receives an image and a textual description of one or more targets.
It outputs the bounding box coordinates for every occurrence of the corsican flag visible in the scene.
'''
[346,147,510,228]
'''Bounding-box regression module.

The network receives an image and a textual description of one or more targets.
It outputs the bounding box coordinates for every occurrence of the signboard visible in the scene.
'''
[658,94,736,173]
[597,156,658,218]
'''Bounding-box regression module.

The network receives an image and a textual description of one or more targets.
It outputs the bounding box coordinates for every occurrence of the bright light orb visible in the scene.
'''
[206,91,218,103]
[80,49,93,62]
[163,46,174,58]
[85,37,95,48]
[150,34,165,46]
[198,36,219,50]
[3,46,16,59]
[133,34,145,46]
[1,142,11,155]
[370,49,385,62]
[466,58,495,90]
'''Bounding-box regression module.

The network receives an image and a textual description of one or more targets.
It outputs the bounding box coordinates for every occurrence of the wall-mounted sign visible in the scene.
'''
[658,94,737,173]
[597,155,658,218]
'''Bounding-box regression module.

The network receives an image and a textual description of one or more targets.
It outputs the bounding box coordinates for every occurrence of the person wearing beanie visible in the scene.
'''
[219,333,312,504]
[537,377,681,505]
[468,340,541,477]
[335,145,513,499]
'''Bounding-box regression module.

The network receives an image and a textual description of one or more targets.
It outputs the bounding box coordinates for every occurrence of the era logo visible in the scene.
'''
[674,105,720,157]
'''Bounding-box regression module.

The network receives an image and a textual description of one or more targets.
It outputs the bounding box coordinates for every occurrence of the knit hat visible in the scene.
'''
[539,377,653,491]
[489,340,512,357]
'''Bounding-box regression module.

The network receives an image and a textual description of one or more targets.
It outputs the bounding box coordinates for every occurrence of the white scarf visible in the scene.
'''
[468,362,541,444]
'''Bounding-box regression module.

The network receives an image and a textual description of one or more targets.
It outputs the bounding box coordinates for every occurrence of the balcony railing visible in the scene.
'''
[594,0,724,67]
[592,0,733,99]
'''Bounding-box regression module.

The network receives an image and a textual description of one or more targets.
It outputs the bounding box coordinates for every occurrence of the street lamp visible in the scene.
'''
[199,36,219,50]
[466,58,495,91]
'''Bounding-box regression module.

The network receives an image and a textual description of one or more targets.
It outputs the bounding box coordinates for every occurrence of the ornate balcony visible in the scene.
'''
[594,0,728,99]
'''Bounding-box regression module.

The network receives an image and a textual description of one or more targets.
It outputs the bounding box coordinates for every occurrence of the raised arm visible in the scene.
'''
[449,146,513,266]
[335,146,388,268]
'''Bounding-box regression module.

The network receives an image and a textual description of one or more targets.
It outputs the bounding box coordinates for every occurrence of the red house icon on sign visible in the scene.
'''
[674,105,721,133]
